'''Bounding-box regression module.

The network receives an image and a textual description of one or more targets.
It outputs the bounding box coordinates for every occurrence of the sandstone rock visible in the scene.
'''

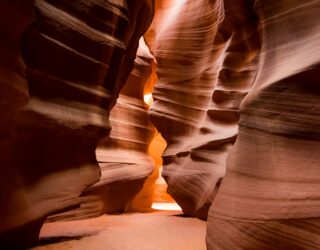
[47,38,157,221]
[149,0,260,219]
[0,0,153,248]
[206,0,320,249]
[86,38,157,214]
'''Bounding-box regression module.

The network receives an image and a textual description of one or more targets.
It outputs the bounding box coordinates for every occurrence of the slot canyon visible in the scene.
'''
[0,0,319,249]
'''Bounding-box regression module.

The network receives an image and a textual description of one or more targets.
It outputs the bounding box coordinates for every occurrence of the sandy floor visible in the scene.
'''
[31,210,206,250]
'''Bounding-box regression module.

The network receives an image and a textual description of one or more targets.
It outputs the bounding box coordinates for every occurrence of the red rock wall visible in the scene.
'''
[149,0,260,219]
[47,38,157,221]
[0,0,153,248]
[206,0,320,248]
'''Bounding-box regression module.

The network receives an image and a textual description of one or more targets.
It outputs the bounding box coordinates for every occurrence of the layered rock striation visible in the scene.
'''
[49,38,157,219]
[93,38,156,213]
[207,0,320,249]
[0,0,153,248]
[149,0,260,219]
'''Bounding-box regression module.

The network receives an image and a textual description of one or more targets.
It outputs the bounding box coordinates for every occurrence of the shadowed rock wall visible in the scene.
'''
[47,38,157,221]
[0,0,153,248]
[0,0,37,247]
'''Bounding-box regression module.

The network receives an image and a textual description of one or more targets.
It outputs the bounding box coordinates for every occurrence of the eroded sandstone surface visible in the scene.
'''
[149,0,260,219]
[0,0,319,249]
[206,0,320,249]
[0,0,153,248]
[47,38,158,221]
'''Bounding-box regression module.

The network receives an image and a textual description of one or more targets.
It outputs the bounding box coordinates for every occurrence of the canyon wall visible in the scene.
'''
[0,0,37,247]
[0,0,154,248]
[149,0,260,219]
[206,0,320,249]
[149,1,320,248]
[1,0,319,249]
[48,38,157,221]
[92,38,156,214]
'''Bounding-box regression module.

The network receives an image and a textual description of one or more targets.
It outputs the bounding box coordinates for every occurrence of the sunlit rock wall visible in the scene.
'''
[149,0,260,219]
[47,38,156,222]
[86,38,156,215]
[0,0,153,248]
[207,0,320,249]
[49,38,158,221]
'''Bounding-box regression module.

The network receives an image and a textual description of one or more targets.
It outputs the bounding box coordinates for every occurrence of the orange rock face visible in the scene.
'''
[149,0,260,219]
[0,0,153,248]
[47,38,157,221]
[84,38,157,215]
[1,0,319,249]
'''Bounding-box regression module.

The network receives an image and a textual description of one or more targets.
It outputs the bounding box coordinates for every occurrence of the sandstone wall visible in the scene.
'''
[0,0,154,248]
[206,0,320,248]
[48,38,157,221]
[149,0,260,219]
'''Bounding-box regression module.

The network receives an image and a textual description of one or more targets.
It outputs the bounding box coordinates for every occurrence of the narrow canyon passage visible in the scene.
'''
[1,0,319,249]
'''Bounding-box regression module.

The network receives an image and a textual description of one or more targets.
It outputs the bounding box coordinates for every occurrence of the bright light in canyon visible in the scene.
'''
[144,93,153,106]
[152,203,182,211]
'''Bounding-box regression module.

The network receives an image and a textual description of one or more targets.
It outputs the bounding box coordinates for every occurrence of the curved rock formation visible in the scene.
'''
[207,0,320,249]
[0,0,153,248]
[81,38,156,216]
[39,38,156,222]
[148,0,224,219]
[149,0,260,219]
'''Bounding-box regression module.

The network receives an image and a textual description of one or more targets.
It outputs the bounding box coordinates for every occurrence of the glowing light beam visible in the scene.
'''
[151,203,182,211]
[144,93,153,106]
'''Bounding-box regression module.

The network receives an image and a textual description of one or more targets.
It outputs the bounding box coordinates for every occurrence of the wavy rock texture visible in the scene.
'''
[144,0,181,53]
[207,0,320,249]
[94,38,156,213]
[48,38,157,221]
[149,0,260,219]
[0,0,153,248]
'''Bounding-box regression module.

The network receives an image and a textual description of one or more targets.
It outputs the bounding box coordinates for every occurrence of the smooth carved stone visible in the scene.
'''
[149,0,260,219]
[0,0,153,248]
[116,39,158,212]
[86,38,156,214]
[206,0,320,249]
[148,0,224,219]
[47,38,156,221]
[144,0,182,53]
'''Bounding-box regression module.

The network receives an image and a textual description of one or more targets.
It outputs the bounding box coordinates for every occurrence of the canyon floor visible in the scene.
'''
[30,208,206,250]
